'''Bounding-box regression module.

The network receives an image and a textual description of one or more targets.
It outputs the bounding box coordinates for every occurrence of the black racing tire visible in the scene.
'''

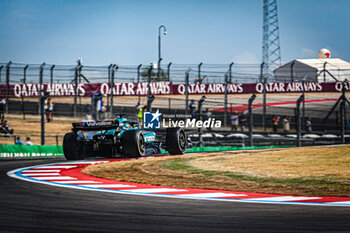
[166,127,187,155]
[121,130,146,157]
[63,132,84,160]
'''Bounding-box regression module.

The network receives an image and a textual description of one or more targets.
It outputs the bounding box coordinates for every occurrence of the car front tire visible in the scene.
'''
[63,132,84,160]
[121,130,146,157]
[166,127,187,155]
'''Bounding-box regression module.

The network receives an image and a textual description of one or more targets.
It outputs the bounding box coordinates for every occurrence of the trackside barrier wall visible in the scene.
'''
[0,145,291,158]
[164,145,292,153]
[0,145,64,158]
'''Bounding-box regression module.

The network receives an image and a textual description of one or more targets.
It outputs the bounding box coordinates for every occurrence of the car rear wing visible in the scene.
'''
[72,121,119,131]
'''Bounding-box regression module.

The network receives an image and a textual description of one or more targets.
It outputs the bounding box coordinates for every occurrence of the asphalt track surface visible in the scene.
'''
[1,159,350,233]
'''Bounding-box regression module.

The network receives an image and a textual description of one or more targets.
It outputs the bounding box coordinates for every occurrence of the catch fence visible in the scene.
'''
[0,61,349,147]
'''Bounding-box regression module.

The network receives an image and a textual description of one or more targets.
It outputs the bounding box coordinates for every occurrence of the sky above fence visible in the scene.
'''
[1,0,349,65]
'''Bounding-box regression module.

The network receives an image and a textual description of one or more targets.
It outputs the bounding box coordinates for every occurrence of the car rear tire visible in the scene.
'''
[122,130,146,157]
[166,127,187,155]
[63,132,84,160]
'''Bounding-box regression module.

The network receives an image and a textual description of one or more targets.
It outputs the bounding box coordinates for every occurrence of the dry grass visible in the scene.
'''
[0,114,75,145]
[82,145,350,196]
[189,146,350,179]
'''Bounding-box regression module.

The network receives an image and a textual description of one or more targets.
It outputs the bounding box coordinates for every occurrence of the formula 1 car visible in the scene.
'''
[62,114,190,160]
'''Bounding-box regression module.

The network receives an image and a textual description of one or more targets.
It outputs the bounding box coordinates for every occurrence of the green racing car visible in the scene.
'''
[62,114,190,160]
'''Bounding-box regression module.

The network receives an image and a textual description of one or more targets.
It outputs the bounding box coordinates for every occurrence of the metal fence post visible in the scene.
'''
[41,92,50,145]
[340,99,345,144]
[296,95,304,147]
[291,61,295,82]
[108,64,113,82]
[22,65,28,119]
[224,71,229,127]
[185,68,191,116]
[168,98,171,113]
[78,65,83,105]
[0,65,3,84]
[343,80,349,128]
[78,65,82,84]
[137,64,142,102]
[167,62,172,82]
[50,65,55,84]
[5,61,12,113]
[107,64,113,106]
[147,65,153,111]
[340,80,347,143]
[41,94,46,145]
[248,94,256,147]
[263,76,267,131]
[23,65,28,84]
[38,62,45,115]
[198,62,203,82]
[198,96,206,147]
[39,63,46,145]
[110,64,118,117]
[302,76,307,129]
[261,61,266,130]
[137,64,142,83]
[73,65,79,117]
[229,62,234,83]
[157,58,162,81]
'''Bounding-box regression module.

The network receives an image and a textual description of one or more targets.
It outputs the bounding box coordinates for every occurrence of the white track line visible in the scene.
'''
[121,188,188,193]
[179,193,247,198]
[84,184,136,188]
[23,173,61,176]
[56,181,102,184]
[243,196,322,202]
[39,166,76,169]
[22,170,61,173]
[8,161,350,207]
[329,201,350,204]
[33,176,77,180]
